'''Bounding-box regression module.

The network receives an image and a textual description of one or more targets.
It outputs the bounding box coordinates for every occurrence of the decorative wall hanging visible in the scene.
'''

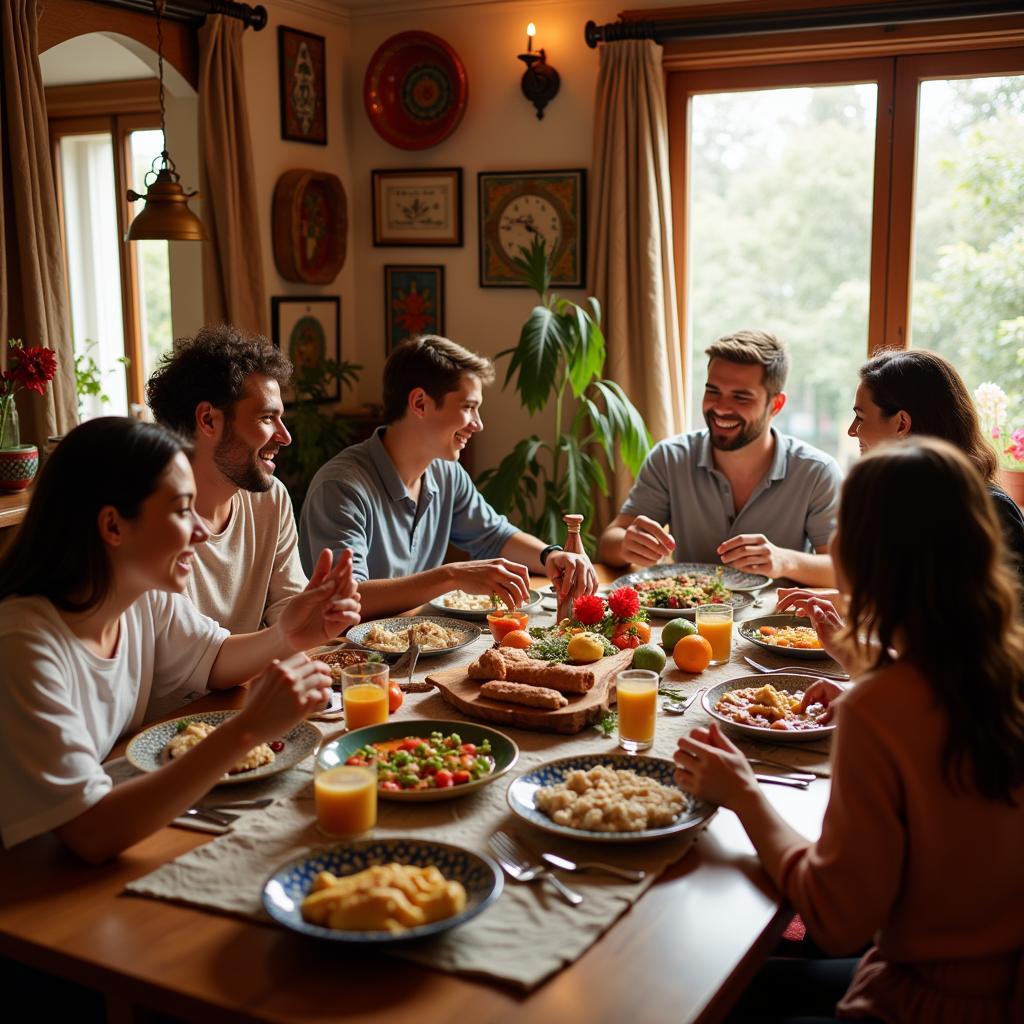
[478,169,586,287]
[272,170,347,285]
[271,296,341,404]
[384,266,445,351]
[364,31,468,150]
[372,168,463,246]
[278,27,327,145]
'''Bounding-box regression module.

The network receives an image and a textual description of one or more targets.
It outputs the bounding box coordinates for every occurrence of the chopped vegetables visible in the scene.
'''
[347,730,495,792]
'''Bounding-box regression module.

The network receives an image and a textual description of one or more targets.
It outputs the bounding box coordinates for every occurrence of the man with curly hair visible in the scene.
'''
[147,324,340,633]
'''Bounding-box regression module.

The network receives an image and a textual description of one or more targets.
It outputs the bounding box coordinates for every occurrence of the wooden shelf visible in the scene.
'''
[0,488,32,531]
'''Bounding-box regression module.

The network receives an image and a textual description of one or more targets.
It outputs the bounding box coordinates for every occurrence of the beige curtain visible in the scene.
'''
[0,0,78,444]
[590,39,684,515]
[198,15,268,335]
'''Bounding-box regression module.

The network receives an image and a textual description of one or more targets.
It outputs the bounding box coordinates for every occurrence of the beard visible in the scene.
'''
[703,404,773,452]
[213,423,274,492]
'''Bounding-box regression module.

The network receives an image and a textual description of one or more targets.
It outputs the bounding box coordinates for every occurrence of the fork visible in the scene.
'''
[743,656,849,682]
[392,639,421,689]
[489,831,583,906]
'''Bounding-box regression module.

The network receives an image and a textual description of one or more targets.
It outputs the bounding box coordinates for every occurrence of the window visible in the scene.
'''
[668,12,1024,464]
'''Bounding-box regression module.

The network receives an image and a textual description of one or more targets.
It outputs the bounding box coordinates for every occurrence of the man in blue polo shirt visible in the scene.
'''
[598,330,841,586]
[299,335,597,618]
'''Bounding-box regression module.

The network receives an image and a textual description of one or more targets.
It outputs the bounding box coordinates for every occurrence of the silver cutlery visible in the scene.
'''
[489,831,583,906]
[202,798,275,811]
[747,757,824,781]
[181,806,238,826]
[743,656,849,682]
[392,639,421,689]
[541,852,646,882]
[662,686,706,715]
[754,774,810,790]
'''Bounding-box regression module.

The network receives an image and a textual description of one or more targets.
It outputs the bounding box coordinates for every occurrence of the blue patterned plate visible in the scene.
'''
[346,616,481,659]
[262,838,502,943]
[319,719,519,802]
[507,753,714,843]
[125,710,319,785]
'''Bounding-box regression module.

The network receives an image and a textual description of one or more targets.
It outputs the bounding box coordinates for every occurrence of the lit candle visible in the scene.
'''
[527,22,536,53]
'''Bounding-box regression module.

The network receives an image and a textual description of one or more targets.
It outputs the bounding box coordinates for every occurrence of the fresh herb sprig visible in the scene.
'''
[596,709,618,736]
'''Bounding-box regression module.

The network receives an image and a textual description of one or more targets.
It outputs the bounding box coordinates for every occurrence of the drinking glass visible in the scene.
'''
[696,603,733,666]
[341,662,389,730]
[616,669,659,753]
[314,744,377,839]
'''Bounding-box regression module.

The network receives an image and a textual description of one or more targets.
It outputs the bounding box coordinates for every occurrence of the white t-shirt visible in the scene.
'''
[0,591,228,848]
[186,477,307,634]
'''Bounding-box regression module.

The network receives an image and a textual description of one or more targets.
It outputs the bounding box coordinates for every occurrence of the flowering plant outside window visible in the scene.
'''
[1,339,59,448]
[974,381,1024,470]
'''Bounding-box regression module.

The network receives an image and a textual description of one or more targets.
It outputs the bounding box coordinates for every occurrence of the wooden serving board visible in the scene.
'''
[427,649,635,734]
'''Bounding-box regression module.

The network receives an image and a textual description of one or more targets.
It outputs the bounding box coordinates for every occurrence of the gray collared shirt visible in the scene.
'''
[619,429,841,562]
[298,427,519,581]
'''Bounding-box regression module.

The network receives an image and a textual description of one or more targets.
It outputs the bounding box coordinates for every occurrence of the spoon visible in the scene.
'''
[661,687,705,715]
[541,852,645,882]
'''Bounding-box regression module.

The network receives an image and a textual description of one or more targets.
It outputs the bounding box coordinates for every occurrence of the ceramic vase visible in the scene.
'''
[0,443,38,492]
[999,468,1024,510]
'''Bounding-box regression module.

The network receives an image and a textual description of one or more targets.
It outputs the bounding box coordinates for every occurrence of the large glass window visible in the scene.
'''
[688,85,877,469]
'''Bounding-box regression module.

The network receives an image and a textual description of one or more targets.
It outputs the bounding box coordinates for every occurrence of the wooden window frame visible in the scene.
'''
[661,4,1024,393]
[49,82,162,407]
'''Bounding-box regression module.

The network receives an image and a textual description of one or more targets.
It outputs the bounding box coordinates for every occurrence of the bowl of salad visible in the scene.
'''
[317,719,519,802]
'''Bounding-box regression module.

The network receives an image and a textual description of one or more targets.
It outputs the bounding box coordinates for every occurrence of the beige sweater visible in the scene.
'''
[186,478,307,634]
[775,662,1024,1023]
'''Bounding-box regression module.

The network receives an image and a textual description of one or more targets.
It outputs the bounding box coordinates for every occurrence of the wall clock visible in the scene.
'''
[478,169,586,288]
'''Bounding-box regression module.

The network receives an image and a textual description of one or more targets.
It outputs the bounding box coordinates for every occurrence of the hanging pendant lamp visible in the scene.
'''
[126,0,207,242]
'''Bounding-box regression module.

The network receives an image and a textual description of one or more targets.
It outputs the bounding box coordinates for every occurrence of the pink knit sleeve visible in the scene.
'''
[778,700,906,955]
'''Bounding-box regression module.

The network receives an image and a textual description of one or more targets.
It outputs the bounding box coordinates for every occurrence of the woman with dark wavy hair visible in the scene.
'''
[676,438,1024,1024]
[0,417,359,863]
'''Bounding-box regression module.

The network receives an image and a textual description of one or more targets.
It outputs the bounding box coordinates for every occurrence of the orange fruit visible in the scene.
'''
[632,620,652,644]
[500,629,533,649]
[673,634,713,673]
[388,682,404,714]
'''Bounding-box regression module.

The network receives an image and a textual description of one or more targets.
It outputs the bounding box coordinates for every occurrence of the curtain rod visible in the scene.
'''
[585,1,1024,47]
[88,0,267,31]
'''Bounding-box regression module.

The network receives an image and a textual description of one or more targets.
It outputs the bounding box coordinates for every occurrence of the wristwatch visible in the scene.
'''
[539,543,564,567]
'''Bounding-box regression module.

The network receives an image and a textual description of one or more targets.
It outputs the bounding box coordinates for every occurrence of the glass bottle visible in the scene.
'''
[555,514,585,622]
[0,403,19,449]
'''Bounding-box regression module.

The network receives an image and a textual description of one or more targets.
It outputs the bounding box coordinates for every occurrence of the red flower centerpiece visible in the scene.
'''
[0,338,58,491]
[567,587,650,650]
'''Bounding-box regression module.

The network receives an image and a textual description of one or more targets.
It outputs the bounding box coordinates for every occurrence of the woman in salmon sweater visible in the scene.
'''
[676,437,1024,1023]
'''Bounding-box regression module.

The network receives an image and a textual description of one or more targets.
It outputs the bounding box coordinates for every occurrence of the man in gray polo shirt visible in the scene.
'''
[598,330,840,586]
[299,335,598,618]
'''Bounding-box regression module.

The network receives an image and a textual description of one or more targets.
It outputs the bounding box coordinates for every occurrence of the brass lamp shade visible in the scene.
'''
[126,168,207,241]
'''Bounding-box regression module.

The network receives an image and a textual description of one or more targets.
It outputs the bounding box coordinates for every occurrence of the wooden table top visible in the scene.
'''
[0,570,830,1024]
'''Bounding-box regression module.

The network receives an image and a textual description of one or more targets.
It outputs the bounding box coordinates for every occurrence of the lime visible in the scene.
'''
[661,617,697,651]
[631,644,667,673]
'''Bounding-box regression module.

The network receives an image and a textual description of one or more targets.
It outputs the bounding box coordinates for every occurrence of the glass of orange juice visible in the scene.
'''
[314,746,377,838]
[616,669,659,753]
[696,603,733,665]
[341,663,389,730]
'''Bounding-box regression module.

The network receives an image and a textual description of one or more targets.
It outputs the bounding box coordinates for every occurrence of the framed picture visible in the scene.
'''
[384,266,445,352]
[278,27,327,145]
[372,168,463,246]
[271,296,340,403]
[478,169,586,288]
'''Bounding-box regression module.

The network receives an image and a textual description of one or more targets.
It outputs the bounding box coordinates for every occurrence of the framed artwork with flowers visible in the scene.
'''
[270,296,341,404]
[384,265,445,352]
[278,27,327,145]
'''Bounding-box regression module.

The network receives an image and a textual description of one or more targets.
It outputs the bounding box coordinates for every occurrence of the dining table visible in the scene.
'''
[0,569,837,1024]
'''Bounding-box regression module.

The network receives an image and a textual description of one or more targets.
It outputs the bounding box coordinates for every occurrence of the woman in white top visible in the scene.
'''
[0,417,360,862]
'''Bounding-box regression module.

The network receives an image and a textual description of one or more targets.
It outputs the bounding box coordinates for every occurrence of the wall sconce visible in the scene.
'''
[518,22,560,120]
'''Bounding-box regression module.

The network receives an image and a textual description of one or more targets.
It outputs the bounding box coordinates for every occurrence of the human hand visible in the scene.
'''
[775,589,849,666]
[237,651,332,741]
[546,550,598,600]
[797,679,847,724]
[450,558,530,611]
[622,516,675,566]
[673,722,758,809]
[279,548,362,649]
[717,533,789,577]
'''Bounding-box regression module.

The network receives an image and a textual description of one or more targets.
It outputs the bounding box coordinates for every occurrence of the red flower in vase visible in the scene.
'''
[12,346,58,394]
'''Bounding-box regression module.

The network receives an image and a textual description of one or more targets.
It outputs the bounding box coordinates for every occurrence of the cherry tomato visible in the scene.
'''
[345,755,367,766]
[611,631,641,650]
[399,738,423,751]
[270,740,285,753]
[388,682,404,714]
[380,781,401,791]
[452,770,471,785]
[434,770,453,788]
[460,743,477,755]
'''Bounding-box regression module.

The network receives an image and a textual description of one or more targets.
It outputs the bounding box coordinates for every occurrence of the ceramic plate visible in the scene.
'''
[428,588,542,621]
[738,614,832,661]
[318,719,519,802]
[346,616,481,659]
[611,562,762,618]
[507,753,714,843]
[702,675,836,744]
[363,31,468,150]
[125,710,319,784]
[262,838,502,944]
